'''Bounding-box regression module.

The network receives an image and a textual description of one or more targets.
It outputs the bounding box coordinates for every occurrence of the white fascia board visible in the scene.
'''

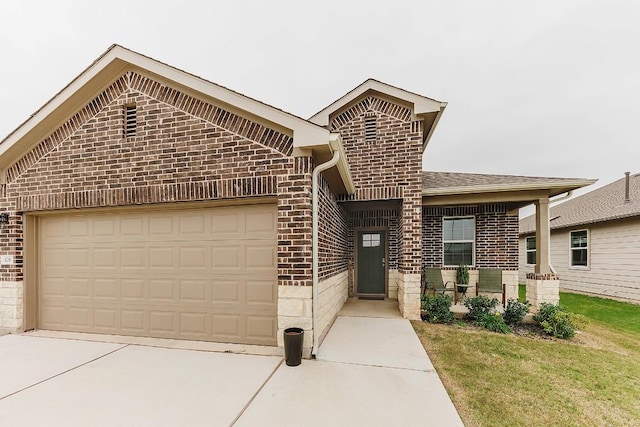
[309,79,444,127]
[0,45,330,161]
[329,133,355,194]
[423,179,598,196]
[113,47,330,148]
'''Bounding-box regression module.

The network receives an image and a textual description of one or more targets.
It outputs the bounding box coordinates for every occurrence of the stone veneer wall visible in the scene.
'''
[316,270,349,346]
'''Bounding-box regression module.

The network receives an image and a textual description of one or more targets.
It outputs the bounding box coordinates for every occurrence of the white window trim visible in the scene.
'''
[442,216,475,267]
[569,228,589,269]
[525,236,536,266]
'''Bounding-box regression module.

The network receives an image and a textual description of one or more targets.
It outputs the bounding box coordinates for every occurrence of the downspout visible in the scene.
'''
[311,150,341,358]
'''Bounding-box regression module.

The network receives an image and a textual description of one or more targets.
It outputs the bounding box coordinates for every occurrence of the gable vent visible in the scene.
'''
[125,105,137,137]
[364,116,377,142]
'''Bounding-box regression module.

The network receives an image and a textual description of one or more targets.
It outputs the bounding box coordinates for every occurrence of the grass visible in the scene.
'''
[413,291,640,426]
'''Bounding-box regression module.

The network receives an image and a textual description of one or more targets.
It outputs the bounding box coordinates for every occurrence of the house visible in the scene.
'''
[0,45,594,356]
[520,172,640,304]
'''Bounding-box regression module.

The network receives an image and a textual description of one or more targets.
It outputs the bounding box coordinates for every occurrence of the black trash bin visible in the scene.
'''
[283,327,304,366]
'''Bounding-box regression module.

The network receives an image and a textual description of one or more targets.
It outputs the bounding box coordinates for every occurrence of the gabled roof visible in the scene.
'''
[422,171,596,208]
[423,171,594,196]
[0,44,354,193]
[308,79,447,150]
[520,173,640,234]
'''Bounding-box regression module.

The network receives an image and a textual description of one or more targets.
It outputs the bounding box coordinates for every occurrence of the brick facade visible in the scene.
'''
[0,71,313,293]
[317,175,348,280]
[331,96,424,280]
[422,204,519,270]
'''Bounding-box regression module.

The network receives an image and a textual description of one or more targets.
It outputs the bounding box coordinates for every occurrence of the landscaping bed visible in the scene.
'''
[413,291,640,426]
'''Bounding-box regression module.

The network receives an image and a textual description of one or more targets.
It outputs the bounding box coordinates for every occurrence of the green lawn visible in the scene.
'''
[413,291,640,427]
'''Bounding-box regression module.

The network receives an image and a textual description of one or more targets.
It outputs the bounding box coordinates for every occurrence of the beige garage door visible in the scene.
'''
[38,204,278,345]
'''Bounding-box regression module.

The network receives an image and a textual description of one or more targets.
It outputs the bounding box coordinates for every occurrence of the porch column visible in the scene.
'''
[534,197,551,274]
[527,196,559,311]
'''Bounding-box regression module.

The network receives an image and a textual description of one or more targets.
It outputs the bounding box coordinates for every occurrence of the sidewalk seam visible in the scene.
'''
[315,358,436,373]
[230,358,284,426]
[0,344,130,401]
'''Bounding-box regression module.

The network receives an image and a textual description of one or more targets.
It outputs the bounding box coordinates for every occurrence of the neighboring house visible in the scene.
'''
[0,45,593,356]
[520,172,640,303]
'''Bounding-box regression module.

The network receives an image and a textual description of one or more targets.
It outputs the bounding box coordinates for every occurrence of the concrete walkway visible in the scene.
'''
[0,299,463,426]
[236,299,464,426]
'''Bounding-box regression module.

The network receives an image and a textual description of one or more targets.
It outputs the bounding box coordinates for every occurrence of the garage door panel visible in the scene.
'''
[94,309,117,330]
[121,310,145,332]
[149,311,177,334]
[67,218,90,237]
[212,314,241,338]
[68,307,91,329]
[121,217,144,237]
[149,247,175,268]
[246,316,277,342]
[121,279,145,300]
[148,279,176,302]
[93,247,118,269]
[121,247,146,269]
[179,213,207,236]
[38,204,277,345]
[212,246,242,269]
[179,279,208,302]
[212,280,241,303]
[94,278,118,299]
[246,280,277,304]
[67,248,90,268]
[67,278,91,298]
[179,312,207,335]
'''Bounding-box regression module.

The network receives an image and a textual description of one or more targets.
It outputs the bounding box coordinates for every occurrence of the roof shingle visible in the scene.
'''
[520,173,640,234]
[422,171,587,191]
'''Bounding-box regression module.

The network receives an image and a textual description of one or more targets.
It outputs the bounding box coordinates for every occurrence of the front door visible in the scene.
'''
[357,230,386,296]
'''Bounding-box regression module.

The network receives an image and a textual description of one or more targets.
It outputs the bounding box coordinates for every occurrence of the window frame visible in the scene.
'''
[569,229,589,268]
[442,216,475,267]
[525,236,536,266]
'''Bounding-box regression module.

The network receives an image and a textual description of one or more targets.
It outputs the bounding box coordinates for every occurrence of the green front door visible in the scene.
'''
[357,230,386,296]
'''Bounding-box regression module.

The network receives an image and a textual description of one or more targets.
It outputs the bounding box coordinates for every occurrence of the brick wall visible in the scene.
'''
[422,204,519,270]
[330,96,423,275]
[0,71,313,290]
[317,175,348,280]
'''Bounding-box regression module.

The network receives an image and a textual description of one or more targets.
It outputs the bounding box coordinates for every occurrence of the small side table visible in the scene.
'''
[455,284,471,304]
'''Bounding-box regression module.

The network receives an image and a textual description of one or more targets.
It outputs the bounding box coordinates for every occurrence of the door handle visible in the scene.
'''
[382,257,386,268]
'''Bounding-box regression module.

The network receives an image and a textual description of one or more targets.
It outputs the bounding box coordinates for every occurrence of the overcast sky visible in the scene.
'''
[1,0,638,213]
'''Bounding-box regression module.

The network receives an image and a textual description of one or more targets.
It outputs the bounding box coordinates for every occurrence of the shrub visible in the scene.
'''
[474,312,511,334]
[503,299,531,325]
[463,295,499,321]
[533,303,578,339]
[456,264,469,285]
[421,293,454,324]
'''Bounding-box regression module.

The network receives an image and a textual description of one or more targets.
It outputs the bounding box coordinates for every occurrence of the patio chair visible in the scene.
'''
[476,268,506,306]
[421,267,456,301]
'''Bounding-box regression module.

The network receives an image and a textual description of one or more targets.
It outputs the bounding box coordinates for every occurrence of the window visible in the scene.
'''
[124,105,136,137]
[570,230,588,267]
[443,217,475,266]
[362,233,381,247]
[525,236,536,265]
[364,116,376,142]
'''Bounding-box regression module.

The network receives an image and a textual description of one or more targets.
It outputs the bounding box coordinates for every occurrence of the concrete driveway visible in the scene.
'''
[0,334,282,426]
[0,305,463,426]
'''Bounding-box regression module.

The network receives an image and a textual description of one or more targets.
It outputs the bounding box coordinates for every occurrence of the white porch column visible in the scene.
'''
[534,197,551,274]
[527,196,559,311]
